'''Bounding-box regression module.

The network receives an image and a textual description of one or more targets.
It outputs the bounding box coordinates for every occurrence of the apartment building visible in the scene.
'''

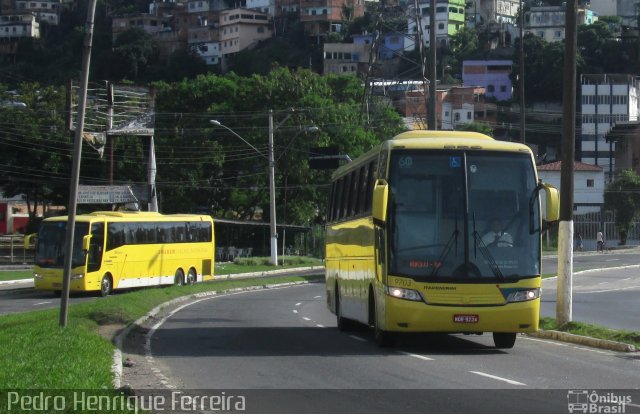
[580,74,640,182]
[219,8,271,56]
[462,60,513,101]
[13,0,72,26]
[0,12,39,40]
[468,0,520,26]
[323,42,370,75]
[525,5,597,42]
[440,86,494,130]
[299,0,365,37]
[407,0,467,48]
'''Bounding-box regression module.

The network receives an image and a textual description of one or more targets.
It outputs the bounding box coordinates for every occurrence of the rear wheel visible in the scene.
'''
[493,332,517,349]
[100,275,113,297]
[186,268,197,285]
[174,269,185,286]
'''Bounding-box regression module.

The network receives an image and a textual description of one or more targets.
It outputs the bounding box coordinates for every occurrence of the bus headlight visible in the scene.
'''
[505,288,540,303]
[34,273,43,280]
[71,273,85,280]
[385,286,423,302]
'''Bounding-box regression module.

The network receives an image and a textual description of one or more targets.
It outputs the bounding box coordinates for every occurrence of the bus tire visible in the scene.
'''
[186,268,196,285]
[53,290,61,297]
[174,269,185,286]
[493,332,517,349]
[100,275,113,297]
[335,284,356,331]
[371,291,394,347]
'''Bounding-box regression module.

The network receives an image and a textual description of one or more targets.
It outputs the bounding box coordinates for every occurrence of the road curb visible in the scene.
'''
[111,274,319,389]
[529,330,637,352]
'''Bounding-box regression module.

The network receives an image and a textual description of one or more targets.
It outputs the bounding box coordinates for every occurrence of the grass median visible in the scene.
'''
[539,317,640,349]
[0,270,33,281]
[0,273,322,389]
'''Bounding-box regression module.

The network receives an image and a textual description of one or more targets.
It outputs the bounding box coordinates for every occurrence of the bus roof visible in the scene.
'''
[332,130,532,179]
[43,211,213,223]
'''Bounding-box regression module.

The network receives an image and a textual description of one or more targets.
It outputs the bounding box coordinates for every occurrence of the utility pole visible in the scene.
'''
[268,110,278,266]
[519,0,526,144]
[428,0,437,130]
[557,0,578,326]
[60,0,97,327]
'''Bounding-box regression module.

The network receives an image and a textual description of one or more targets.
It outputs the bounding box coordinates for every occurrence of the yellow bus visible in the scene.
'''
[325,131,559,348]
[34,211,214,296]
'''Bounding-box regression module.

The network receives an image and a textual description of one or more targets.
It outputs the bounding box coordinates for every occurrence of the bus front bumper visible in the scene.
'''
[383,297,540,334]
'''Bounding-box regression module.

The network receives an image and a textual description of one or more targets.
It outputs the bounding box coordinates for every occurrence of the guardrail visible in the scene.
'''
[0,235,33,264]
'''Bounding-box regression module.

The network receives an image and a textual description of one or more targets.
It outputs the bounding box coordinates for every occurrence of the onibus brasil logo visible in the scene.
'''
[567,390,632,413]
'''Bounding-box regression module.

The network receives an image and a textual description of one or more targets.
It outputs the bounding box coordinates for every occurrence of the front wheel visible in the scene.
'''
[372,300,394,347]
[100,275,113,297]
[493,332,517,349]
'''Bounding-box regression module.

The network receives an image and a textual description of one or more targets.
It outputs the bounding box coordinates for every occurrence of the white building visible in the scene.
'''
[580,74,640,182]
[537,161,605,214]
[0,13,39,39]
[525,5,597,42]
[194,41,221,65]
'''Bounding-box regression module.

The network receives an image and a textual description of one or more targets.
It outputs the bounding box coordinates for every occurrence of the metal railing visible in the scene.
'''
[0,235,33,264]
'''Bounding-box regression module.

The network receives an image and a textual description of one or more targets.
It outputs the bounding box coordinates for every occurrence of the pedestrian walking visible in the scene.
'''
[597,230,605,252]
[575,232,583,252]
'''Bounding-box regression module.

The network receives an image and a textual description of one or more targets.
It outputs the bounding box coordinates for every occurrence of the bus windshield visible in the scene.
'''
[35,222,89,268]
[388,150,540,282]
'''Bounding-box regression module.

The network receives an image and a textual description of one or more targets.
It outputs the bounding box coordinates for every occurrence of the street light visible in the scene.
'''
[210,116,318,266]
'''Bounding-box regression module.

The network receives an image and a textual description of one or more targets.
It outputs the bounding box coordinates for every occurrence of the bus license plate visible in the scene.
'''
[453,314,479,323]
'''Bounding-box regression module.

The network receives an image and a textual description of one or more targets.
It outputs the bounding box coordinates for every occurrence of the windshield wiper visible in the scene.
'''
[430,212,459,277]
[472,213,504,282]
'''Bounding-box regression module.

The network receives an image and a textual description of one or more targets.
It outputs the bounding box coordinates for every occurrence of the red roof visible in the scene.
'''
[537,161,603,172]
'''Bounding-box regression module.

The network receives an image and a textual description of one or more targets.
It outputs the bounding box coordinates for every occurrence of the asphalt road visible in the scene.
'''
[146,283,640,413]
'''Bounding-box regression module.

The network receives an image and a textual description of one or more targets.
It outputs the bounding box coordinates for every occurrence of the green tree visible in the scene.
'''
[0,83,69,230]
[110,28,159,82]
[152,68,404,224]
[603,170,640,245]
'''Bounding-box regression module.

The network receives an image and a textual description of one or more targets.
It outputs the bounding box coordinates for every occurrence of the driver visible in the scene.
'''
[482,218,513,247]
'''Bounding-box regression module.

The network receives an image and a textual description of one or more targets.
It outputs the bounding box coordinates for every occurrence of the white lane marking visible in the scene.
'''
[524,337,612,355]
[597,282,608,285]
[302,317,311,321]
[469,371,526,386]
[316,324,325,328]
[292,309,298,314]
[398,350,434,361]
[349,335,367,342]
[33,301,52,306]
[605,259,620,262]
[313,296,322,299]
[144,282,312,389]
[622,278,631,281]
[295,302,302,307]
[579,285,640,294]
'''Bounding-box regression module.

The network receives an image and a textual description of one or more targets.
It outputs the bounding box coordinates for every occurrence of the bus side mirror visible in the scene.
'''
[372,179,389,225]
[542,183,560,222]
[82,235,92,253]
[24,233,37,250]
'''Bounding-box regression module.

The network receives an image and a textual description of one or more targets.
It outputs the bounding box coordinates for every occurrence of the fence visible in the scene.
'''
[0,235,33,264]
[574,211,640,246]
